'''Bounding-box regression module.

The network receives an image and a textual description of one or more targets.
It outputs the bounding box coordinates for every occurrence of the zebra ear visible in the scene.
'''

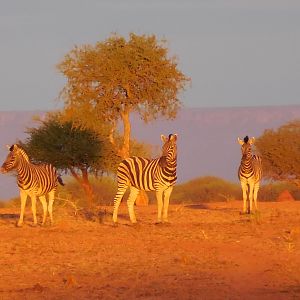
[5,144,12,151]
[237,138,244,145]
[170,133,178,141]
[249,137,255,145]
[161,134,167,143]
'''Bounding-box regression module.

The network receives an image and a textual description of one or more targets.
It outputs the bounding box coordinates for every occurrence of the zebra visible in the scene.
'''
[238,136,262,214]
[0,144,64,226]
[113,133,178,225]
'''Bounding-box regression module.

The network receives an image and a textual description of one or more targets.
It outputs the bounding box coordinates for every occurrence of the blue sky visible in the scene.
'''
[0,0,299,111]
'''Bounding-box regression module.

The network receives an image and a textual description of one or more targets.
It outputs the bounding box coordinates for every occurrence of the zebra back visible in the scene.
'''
[116,134,178,191]
[1,144,60,196]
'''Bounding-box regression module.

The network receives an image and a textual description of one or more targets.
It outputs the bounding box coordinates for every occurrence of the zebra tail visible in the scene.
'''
[57,175,65,186]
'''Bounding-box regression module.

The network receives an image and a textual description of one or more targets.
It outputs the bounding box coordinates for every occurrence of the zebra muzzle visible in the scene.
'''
[0,167,8,173]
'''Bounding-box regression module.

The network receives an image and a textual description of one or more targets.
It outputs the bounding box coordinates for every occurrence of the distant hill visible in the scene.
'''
[0,105,299,200]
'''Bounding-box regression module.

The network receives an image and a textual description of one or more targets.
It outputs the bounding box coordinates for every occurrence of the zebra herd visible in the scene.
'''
[0,133,262,226]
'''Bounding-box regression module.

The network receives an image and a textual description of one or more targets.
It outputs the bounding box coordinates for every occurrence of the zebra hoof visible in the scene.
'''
[155,221,162,225]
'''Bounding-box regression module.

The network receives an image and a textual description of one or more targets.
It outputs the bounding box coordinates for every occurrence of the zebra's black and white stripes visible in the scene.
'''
[238,136,262,214]
[0,144,64,226]
[113,133,178,224]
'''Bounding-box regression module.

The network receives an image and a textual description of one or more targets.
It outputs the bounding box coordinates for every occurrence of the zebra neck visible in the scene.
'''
[16,157,30,177]
[163,161,177,176]
[159,156,176,167]
[240,157,254,170]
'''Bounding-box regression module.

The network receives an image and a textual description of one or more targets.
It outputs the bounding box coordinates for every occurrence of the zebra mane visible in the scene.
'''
[243,136,249,143]
[12,144,30,162]
[158,156,167,168]
[19,148,30,162]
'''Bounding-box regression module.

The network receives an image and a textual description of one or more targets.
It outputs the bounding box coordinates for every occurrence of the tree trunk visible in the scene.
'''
[81,168,95,208]
[120,109,131,158]
[70,167,95,208]
[120,109,149,206]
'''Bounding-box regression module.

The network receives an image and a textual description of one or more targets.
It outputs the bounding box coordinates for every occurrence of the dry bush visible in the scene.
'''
[0,201,7,208]
[172,176,240,204]
[59,175,118,207]
[4,196,23,208]
[259,181,300,201]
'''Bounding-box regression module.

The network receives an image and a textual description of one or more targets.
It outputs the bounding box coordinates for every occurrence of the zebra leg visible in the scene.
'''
[241,182,248,214]
[39,195,47,225]
[253,183,260,211]
[127,187,139,224]
[155,189,164,223]
[17,189,28,227]
[248,182,254,213]
[112,185,128,224]
[162,186,173,222]
[48,190,55,225]
[31,195,38,226]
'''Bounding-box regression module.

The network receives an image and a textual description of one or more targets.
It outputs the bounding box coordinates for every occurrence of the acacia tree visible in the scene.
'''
[255,120,300,187]
[21,113,106,207]
[57,33,190,159]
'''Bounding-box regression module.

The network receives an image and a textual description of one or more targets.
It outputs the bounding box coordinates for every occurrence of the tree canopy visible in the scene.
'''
[21,113,106,206]
[23,115,103,172]
[57,32,190,158]
[256,120,300,187]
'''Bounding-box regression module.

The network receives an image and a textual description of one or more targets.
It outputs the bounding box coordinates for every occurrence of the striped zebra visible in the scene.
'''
[0,144,64,227]
[238,136,262,214]
[113,133,178,224]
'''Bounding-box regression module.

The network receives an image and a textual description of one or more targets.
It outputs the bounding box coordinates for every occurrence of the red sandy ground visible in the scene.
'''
[0,200,300,300]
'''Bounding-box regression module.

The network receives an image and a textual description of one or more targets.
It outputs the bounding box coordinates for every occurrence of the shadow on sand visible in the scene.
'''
[0,213,19,220]
[184,203,239,212]
[184,204,209,210]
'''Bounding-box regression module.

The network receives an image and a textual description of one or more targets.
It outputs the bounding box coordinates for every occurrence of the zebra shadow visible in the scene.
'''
[184,204,237,212]
[184,204,209,210]
[0,213,19,220]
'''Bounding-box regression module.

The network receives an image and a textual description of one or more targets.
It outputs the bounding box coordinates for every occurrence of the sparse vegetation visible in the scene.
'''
[0,201,7,208]
[259,181,300,201]
[171,176,241,204]
[53,176,117,207]
[170,177,300,204]
[3,176,298,211]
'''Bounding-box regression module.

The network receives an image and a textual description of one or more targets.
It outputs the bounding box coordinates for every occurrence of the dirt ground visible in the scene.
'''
[0,200,300,300]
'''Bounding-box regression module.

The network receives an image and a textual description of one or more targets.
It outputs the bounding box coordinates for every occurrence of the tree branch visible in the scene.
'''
[69,167,82,183]
[109,120,116,147]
